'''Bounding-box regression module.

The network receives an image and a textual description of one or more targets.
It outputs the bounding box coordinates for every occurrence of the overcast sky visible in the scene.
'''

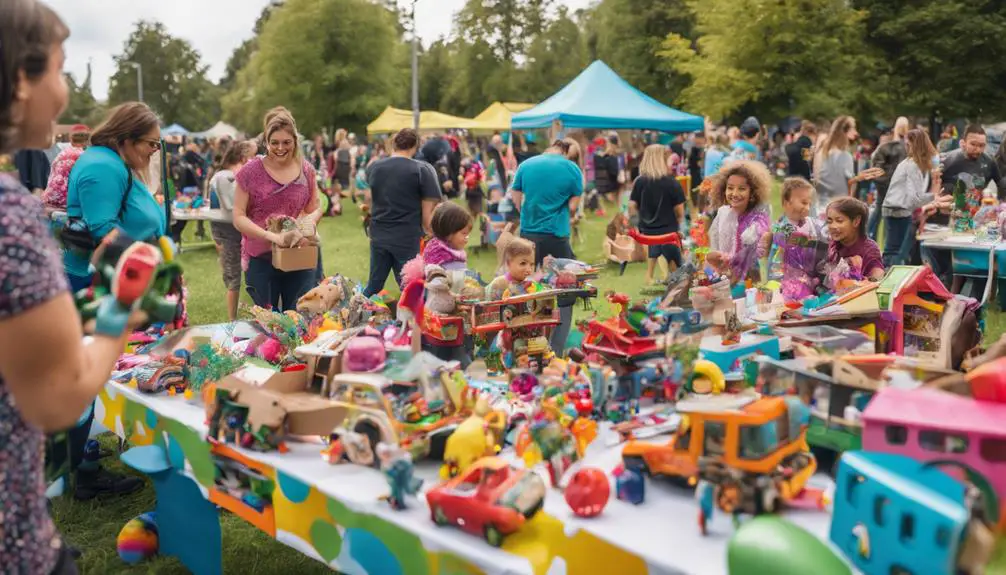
[46,0,592,101]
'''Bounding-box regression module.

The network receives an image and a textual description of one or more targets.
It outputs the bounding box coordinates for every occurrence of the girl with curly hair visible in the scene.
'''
[706,160,773,282]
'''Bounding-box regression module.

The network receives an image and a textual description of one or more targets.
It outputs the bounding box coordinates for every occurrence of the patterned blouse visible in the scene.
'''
[0,173,69,575]
[234,157,315,271]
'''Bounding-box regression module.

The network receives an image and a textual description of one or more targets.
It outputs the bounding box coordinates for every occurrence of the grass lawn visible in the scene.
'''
[52,197,1006,573]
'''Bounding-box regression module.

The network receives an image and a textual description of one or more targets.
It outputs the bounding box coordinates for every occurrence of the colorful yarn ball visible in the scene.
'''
[117,512,158,564]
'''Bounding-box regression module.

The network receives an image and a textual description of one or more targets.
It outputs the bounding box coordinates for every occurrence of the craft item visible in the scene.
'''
[117,512,159,564]
[343,336,386,372]
[564,467,610,518]
[378,443,423,510]
[613,464,645,505]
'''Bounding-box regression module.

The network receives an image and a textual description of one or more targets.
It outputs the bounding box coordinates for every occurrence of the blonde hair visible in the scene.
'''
[504,238,534,262]
[563,137,582,169]
[905,129,937,174]
[893,116,910,140]
[781,177,814,202]
[710,160,772,211]
[818,115,855,160]
[263,106,300,161]
[639,144,669,180]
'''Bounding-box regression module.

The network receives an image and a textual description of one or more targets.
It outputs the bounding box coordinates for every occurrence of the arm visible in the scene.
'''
[232,183,286,246]
[871,145,894,186]
[421,199,437,235]
[568,164,584,215]
[78,162,130,239]
[511,189,524,211]
[510,163,525,212]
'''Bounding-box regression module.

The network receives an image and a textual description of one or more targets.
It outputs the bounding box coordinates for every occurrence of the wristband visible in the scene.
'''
[94,296,130,337]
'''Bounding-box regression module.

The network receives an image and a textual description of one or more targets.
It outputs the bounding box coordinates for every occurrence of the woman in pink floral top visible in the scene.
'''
[233,107,321,311]
[0,3,145,573]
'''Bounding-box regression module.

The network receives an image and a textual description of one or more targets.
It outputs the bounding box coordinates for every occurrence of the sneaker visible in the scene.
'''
[73,466,144,501]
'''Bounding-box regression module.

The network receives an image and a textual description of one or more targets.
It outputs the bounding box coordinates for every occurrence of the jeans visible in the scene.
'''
[882,216,915,267]
[867,185,888,240]
[364,242,419,297]
[316,250,326,285]
[245,255,316,312]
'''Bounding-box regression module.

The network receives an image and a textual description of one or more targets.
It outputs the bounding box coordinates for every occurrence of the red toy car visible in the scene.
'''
[425,457,546,547]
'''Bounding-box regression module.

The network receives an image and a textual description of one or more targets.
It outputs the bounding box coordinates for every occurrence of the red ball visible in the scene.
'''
[564,467,610,518]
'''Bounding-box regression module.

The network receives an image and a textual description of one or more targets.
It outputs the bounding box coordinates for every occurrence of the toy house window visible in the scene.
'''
[935,526,951,548]
[873,496,888,526]
[979,438,1006,462]
[919,430,968,454]
[885,425,908,445]
[899,513,914,544]
[845,473,862,505]
[890,567,913,575]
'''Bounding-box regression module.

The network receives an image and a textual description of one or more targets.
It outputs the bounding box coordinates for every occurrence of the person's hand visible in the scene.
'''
[858,167,885,181]
[267,230,300,248]
[706,251,728,269]
[930,169,943,192]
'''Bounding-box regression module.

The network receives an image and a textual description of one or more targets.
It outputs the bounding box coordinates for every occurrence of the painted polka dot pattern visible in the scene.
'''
[0,173,68,574]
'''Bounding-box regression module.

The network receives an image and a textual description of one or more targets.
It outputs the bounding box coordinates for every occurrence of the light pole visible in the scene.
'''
[410,0,419,131]
[127,61,143,102]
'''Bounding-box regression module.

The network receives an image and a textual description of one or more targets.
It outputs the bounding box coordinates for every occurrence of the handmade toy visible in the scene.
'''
[295,281,344,315]
[472,291,560,372]
[378,442,424,510]
[75,234,184,333]
[729,516,853,575]
[613,464,645,505]
[342,335,386,372]
[426,457,546,547]
[425,264,457,315]
[117,512,159,564]
[831,451,996,575]
[721,310,741,346]
[441,396,506,478]
[186,343,245,397]
[541,256,599,290]
[564,467,610,518]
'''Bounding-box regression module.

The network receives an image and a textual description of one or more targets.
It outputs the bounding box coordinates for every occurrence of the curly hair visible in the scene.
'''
[709,160,773,212]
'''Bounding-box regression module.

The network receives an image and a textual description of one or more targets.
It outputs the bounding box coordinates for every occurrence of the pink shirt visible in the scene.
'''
[235,156,315,269]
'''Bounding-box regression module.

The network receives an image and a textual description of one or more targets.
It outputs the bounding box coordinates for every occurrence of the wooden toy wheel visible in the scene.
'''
[716,484,741,514]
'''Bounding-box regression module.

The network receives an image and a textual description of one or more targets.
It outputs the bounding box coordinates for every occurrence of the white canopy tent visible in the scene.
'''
[194,121,243,140]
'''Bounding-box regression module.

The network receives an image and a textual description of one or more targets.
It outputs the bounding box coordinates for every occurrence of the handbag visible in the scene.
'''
[59,165,133,255]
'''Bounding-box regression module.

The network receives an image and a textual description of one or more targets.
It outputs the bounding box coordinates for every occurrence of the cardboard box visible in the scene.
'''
[272,244,318,272]
[216,366,347,437]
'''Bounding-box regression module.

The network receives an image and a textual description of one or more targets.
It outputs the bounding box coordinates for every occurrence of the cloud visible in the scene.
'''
[46,0,590,101]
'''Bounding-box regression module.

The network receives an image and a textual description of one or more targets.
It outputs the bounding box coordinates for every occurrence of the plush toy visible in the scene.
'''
[296,282,344,315]
[424,265,456,315]
[117,512,159,564]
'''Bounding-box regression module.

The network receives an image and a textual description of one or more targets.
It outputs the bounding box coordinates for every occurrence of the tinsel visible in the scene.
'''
[188,343,245,392]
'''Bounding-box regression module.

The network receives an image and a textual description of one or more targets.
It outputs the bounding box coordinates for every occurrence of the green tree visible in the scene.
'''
[221,2,284,92]
[588,0,694,105]
[107,21,221,131]
[455,0,552,62]
[418,39,454,111]
[59,62,97,125]
[222,0,405,136]
[524,6,588,101]
[853,0,1006,121]
[658,0,884,122]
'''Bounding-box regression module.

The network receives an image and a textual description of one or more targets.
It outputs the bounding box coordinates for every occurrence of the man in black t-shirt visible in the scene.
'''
[687,132,705,189]
[669,134,685,159]
[364,128,443,296]
[785,121,816,180]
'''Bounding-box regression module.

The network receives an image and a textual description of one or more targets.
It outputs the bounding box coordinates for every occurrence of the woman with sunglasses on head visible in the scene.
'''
[1,2,153,572]
[64,102,165,292]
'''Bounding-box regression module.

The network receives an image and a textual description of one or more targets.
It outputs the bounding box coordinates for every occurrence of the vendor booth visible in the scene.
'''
[471,102,535,133]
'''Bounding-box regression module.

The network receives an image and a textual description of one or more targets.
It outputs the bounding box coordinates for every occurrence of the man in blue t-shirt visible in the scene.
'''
[510,140,583,266]
[728,116,762,162]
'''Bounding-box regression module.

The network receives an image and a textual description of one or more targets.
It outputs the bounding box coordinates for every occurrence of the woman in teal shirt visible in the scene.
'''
[60,102,162,501]
[64,102,164,292]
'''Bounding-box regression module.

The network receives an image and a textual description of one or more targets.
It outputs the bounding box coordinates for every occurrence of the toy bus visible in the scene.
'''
[831,451,996,575]
[862,386,1006,523]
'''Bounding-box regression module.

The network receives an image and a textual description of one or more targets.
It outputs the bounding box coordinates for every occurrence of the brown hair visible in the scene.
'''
[220,139,255,168]
[504,237,534,262]
[710,160,772,211]
[905,129,936,174]
[69,131,90,146]
[430,201,473,240]
[800,120,817,136]
[817,115,856,160]
[90,102,160,150]
[827,196,869,239]
[0,0,69,153]
[392,128,419,152]
[781,177,814,202]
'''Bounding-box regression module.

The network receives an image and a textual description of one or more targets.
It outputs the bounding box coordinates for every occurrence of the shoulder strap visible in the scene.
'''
[118,164,134,219]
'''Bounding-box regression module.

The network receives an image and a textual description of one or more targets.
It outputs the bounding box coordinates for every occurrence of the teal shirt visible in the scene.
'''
[63,146,166,278]
[512,154,583,238]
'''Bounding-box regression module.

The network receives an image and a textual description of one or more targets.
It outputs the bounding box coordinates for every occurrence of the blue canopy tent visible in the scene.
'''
[511,61,703,133]
[162,123,190,137]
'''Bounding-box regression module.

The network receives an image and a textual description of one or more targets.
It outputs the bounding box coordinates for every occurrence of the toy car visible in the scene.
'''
[425,457,546,547]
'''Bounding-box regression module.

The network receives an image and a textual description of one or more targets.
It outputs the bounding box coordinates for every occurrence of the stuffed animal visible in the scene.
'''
[296,282,344,315]
[425,265,456,315]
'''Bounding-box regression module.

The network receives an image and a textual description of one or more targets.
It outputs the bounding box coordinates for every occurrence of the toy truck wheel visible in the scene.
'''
[758,487,780,514]
[432,505,449,526]
[484,524,504,547]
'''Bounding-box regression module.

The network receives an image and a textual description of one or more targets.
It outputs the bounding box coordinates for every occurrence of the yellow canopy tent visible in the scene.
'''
[366,106,414,135]
[472,102,535,132]
[367,107,479,134]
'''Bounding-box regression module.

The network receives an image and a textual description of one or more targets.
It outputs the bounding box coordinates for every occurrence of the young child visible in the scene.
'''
[423,202,472,278]
[706,161,773,283]
[825,197,885,284]
[762,177,826,300]
[486,238,537,301]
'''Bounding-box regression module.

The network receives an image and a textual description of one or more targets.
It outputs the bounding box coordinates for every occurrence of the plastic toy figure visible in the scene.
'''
[721,310,741,346]
[377,443,423,510]
[613,464,645,505]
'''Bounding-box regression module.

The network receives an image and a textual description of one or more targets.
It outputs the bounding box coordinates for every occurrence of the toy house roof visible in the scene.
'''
[864,386,1006,437]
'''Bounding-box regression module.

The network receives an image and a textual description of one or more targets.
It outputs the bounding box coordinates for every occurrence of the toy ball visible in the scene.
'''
[117,512,159,564]
[564,467,610,518]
